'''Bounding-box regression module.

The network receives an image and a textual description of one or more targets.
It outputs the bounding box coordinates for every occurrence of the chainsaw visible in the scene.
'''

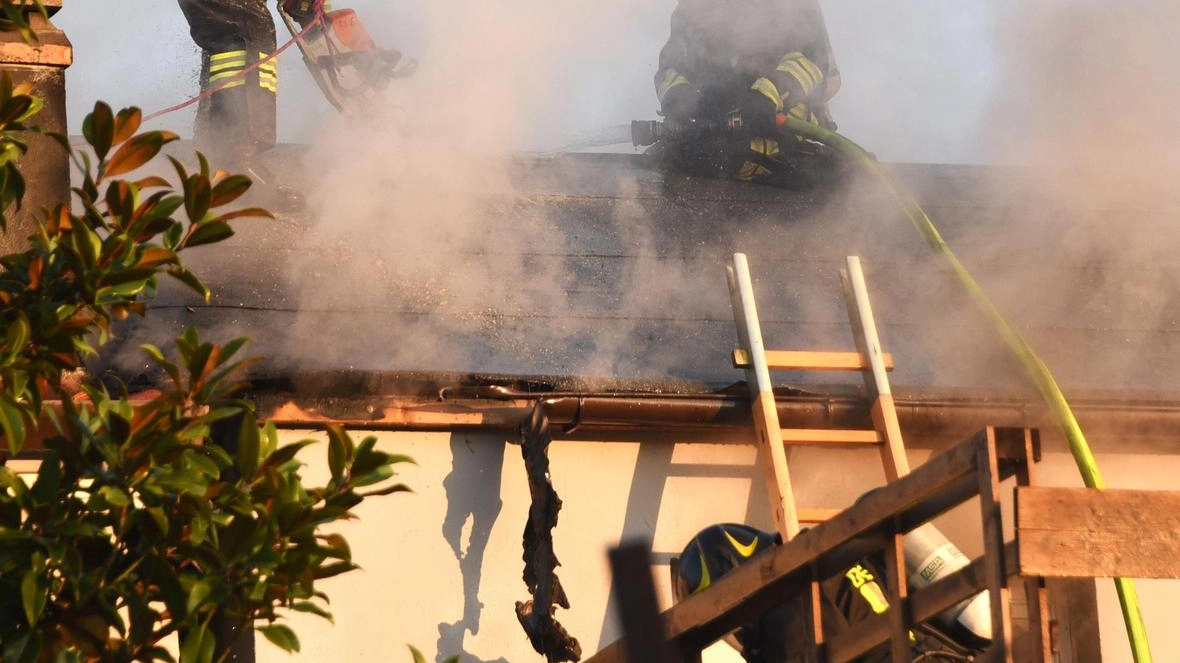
[278,0,416,114]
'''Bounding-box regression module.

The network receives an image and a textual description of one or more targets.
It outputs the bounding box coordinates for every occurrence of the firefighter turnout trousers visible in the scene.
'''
[177,0,278,160]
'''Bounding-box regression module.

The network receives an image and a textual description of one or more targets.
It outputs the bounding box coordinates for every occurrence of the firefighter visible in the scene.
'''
[671,524,982,663]
[651,0,841,187]
[176,0,317,211]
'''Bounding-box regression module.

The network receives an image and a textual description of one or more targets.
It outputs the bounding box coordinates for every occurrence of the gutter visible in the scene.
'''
[254,388,1180,453]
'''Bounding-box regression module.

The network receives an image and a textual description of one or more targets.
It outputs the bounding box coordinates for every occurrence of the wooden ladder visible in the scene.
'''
[726,253,910,539]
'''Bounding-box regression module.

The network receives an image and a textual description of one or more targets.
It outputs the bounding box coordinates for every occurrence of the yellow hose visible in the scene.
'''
[778,115,1152,663]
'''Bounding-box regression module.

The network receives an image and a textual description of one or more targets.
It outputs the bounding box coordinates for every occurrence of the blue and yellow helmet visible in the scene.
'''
[671,523,779,603]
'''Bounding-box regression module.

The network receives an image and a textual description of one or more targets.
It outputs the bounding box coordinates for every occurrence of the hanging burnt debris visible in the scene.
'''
[514,403,582,663]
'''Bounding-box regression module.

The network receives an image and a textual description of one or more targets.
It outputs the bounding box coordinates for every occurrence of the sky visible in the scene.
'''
[55,0,999,164]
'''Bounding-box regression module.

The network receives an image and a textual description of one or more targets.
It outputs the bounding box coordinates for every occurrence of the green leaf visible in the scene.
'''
[408,645,427,663]
[184,220,233,248]
[235,415,260,478]
[209,174,252,207]
[112,106,143,146]
[327,426,348,485]
[259,439,315,472]
[0,393,27,455]
[183,174,212,223]
[30,451,61,504]
[105,131,178,178]
[96,485,131,508]
[289,600,334,623]
[170,268,210,302]
[183,449,221,479]
[179,623,213,663]
[20,559,46,625]
[258,624,300,653]
[209,206,273,222]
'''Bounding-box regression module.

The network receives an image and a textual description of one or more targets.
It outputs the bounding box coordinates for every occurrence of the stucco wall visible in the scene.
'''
[255,429,1178,663]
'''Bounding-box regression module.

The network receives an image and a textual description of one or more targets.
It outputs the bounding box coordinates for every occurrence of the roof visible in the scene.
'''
[98,151,1180,401]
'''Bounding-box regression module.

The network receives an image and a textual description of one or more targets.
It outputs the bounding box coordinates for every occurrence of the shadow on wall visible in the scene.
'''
[438,433,509,663]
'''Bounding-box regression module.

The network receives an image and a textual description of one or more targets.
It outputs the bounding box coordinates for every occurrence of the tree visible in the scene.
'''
[0,6,414,661]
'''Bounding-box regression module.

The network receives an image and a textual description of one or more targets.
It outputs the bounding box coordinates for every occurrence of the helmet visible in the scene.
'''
[671,523,779,604]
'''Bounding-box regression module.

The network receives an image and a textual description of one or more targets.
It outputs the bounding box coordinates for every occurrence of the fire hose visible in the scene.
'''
[632,111,1154,663]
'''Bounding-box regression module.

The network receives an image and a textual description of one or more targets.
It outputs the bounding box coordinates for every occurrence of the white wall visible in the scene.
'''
[263,428,1179,663]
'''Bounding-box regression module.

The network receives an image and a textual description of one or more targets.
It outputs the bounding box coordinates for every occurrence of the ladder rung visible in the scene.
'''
[781,428,884,446]
[799,507,843,523]
[732,349,895,372]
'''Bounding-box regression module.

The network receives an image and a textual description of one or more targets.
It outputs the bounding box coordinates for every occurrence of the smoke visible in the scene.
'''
[278,0,684,378]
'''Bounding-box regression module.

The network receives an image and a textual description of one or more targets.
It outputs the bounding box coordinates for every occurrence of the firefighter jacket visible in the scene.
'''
[654,0,836,126]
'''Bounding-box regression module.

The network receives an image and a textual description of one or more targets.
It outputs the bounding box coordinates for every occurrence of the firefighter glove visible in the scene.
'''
[738,87,779,135]
[281,0,319,25]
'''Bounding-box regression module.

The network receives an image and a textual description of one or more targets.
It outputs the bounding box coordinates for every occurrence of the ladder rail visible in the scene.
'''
[727,255,801,539]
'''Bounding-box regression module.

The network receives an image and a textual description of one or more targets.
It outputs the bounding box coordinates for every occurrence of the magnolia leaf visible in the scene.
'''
[111,106,143,146]
[235,414,261,478]
[96,485,131,508]
[327,426,348,485]
[183,173,212,223]
[288,601,334,623]
[20,567,45,625]
[105,131,178,178]
[184,220,233,248]
[258,624,300,653]
[179,623,213,663]
[209,174,252,207]
[210,206,274,222]
[408,645,427,663]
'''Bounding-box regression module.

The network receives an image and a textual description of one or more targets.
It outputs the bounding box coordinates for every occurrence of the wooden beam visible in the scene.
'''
[1016,486,1180,579]
[732,349,895,372]
[781,428,882,446]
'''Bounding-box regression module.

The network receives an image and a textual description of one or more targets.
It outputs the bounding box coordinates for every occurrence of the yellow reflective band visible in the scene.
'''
[737,161,771,181]
[212,79,245,90]
[749,137,781,157]
[723,530,759,558]
[776,59,818,97]
[657,69,688,102]
[797,56,824,87]
[209,70,244,84]
[693,548,712,594]
[210,50,247,62]
[260,82,277,94]
[208,60,246,74]
[258,63,277,74]
[750,77,783,112]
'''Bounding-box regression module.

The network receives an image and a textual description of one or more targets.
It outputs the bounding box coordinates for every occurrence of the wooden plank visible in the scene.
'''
[978,434,1014,662]
[882,533,911,663]
[583,430,1018,663]
[781,428,882,446]
[729,254,800,540]
[753,392,800,539]
[731,348,895,371]
[870,395,910,481]
[841,258,910,482]
[1046,578,1102,663]
[1016,486,1180,578]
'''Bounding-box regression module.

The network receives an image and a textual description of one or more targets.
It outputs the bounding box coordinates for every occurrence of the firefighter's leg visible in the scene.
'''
[177,0,277,159]
[178,0,302,211]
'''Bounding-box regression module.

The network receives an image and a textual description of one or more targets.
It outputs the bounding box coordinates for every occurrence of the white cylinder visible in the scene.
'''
[903,523,992,646]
